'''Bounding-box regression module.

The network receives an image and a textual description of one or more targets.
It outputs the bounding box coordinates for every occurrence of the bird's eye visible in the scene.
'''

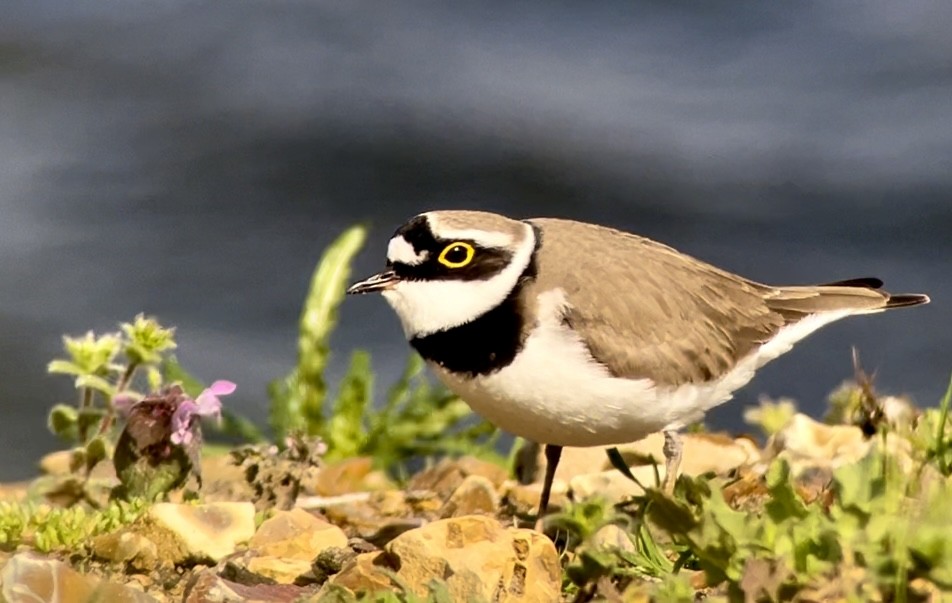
[437,242,475,268]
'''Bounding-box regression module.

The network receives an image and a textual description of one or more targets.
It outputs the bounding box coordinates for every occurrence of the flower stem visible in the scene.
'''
[99,361,140,437]
[78,387,93,442]
[116,362,139,394]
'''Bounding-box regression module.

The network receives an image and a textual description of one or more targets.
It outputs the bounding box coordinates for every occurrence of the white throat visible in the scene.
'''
[381,222,536,338]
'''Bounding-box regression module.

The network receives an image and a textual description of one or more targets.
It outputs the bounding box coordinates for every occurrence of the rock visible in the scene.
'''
[620,432,760,477]
[244,557,312,585]
[564,434,758,504]
[769,413,914,475]
[769,414,868,471]
[310,546,358,583]
[321,490,440,545]
[568,468,652,505]
[325,552,395,594]
[39,449,118,480]
[408,456,509,499]
[198,453,257,504]
[249,508,348,560]
[307,457,392,496]
[1,552,159,603]
[145,502,256,563]
[0,481,29,503]
[590,524,637,554]
[440,475,499,518]
[331,515,561,601]
[38,450,73,476]
[502,480,569,517]
[92,531,160,572]
[519,432,760,486]
[184,568,314,603]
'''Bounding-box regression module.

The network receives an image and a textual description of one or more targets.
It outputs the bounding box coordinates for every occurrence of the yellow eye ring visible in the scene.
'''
[437,242,475,268]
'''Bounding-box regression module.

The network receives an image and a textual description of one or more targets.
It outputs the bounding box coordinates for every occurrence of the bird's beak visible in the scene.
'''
[346,269,401,295]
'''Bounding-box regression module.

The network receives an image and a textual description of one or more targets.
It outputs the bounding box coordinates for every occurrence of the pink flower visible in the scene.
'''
[170,380,236,446]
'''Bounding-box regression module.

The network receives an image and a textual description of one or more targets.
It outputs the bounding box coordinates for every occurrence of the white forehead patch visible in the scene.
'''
[387,236,428,265]
[424,213,514,248]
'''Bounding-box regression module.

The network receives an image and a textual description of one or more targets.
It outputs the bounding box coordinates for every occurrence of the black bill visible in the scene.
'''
[346,270,400,295]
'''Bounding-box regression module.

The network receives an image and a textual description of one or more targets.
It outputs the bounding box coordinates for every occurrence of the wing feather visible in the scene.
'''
[525,218,782,386]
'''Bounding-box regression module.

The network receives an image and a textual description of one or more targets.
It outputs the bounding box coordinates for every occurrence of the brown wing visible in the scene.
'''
[524,219,924,387]
[525,218,786,386]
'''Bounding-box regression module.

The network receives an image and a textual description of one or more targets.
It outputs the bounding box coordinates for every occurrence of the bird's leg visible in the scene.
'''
[661,429,682,494]
[536,444,563,525]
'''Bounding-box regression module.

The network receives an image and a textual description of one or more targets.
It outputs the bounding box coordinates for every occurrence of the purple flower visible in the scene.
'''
[170,380,236,446]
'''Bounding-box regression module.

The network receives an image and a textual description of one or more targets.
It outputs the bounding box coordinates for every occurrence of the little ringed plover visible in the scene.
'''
[347,210,930,520]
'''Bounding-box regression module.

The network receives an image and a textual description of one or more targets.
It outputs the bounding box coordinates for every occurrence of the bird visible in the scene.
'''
[346,210,930,521]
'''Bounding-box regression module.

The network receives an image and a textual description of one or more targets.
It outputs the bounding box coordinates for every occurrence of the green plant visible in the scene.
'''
[640,374,952,601]
[44,316,179,493]
[0,499,146,553]
[46,314,246,503]
[48,315,176,436]
[268,225,499,472]
[314,577,463,602]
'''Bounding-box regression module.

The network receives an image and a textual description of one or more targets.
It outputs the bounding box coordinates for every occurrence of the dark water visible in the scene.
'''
[1,2,949,480]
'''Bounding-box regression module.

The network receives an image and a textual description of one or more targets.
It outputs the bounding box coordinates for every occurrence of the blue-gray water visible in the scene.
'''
[1,2,949,480]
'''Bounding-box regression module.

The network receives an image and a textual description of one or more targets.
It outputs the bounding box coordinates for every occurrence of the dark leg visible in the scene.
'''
[661,429,682,494]
[537,444,563,523]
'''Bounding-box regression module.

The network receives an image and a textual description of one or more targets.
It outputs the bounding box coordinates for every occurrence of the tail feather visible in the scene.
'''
[765,278,929,324]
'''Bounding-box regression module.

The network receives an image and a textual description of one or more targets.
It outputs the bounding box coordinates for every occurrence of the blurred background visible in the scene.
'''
[1,2,948,480]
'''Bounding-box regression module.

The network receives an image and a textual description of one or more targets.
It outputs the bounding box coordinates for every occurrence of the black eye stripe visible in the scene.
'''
[389,216,512,280]
[392,245,511,281]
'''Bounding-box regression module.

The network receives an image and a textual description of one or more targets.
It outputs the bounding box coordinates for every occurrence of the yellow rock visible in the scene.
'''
[326,551,395,594]
[440,475,499,518]
[521,431,760,487]
[245,556,313,585]
[769,413,915,475]
[383,515,561,602]
[1,552,158,603]
[249,508,347,560]
[147,502,255,563]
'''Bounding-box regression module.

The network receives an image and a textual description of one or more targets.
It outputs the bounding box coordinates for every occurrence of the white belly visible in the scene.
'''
[430,315,725,447]
[420,289,852,446]
[429,293,854,447]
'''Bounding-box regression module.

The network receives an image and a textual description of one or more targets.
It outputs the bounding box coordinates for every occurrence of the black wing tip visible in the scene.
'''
[886,293,931,308]
[822,277,885,289]
[821,277,930,309]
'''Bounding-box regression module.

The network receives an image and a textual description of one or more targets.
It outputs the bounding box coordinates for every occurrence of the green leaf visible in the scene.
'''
[77,407,106,442]
[763,459,808,522]
[326,350,373,460]
[933,372,952,474]
[269,224,367,440]
[84,436,109,472]
[47,404,78,439]
[121,314,177,365]
[75,374,116,397]
[57,331,122,376]
[46,359,86,377]
[68,448,86,473]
